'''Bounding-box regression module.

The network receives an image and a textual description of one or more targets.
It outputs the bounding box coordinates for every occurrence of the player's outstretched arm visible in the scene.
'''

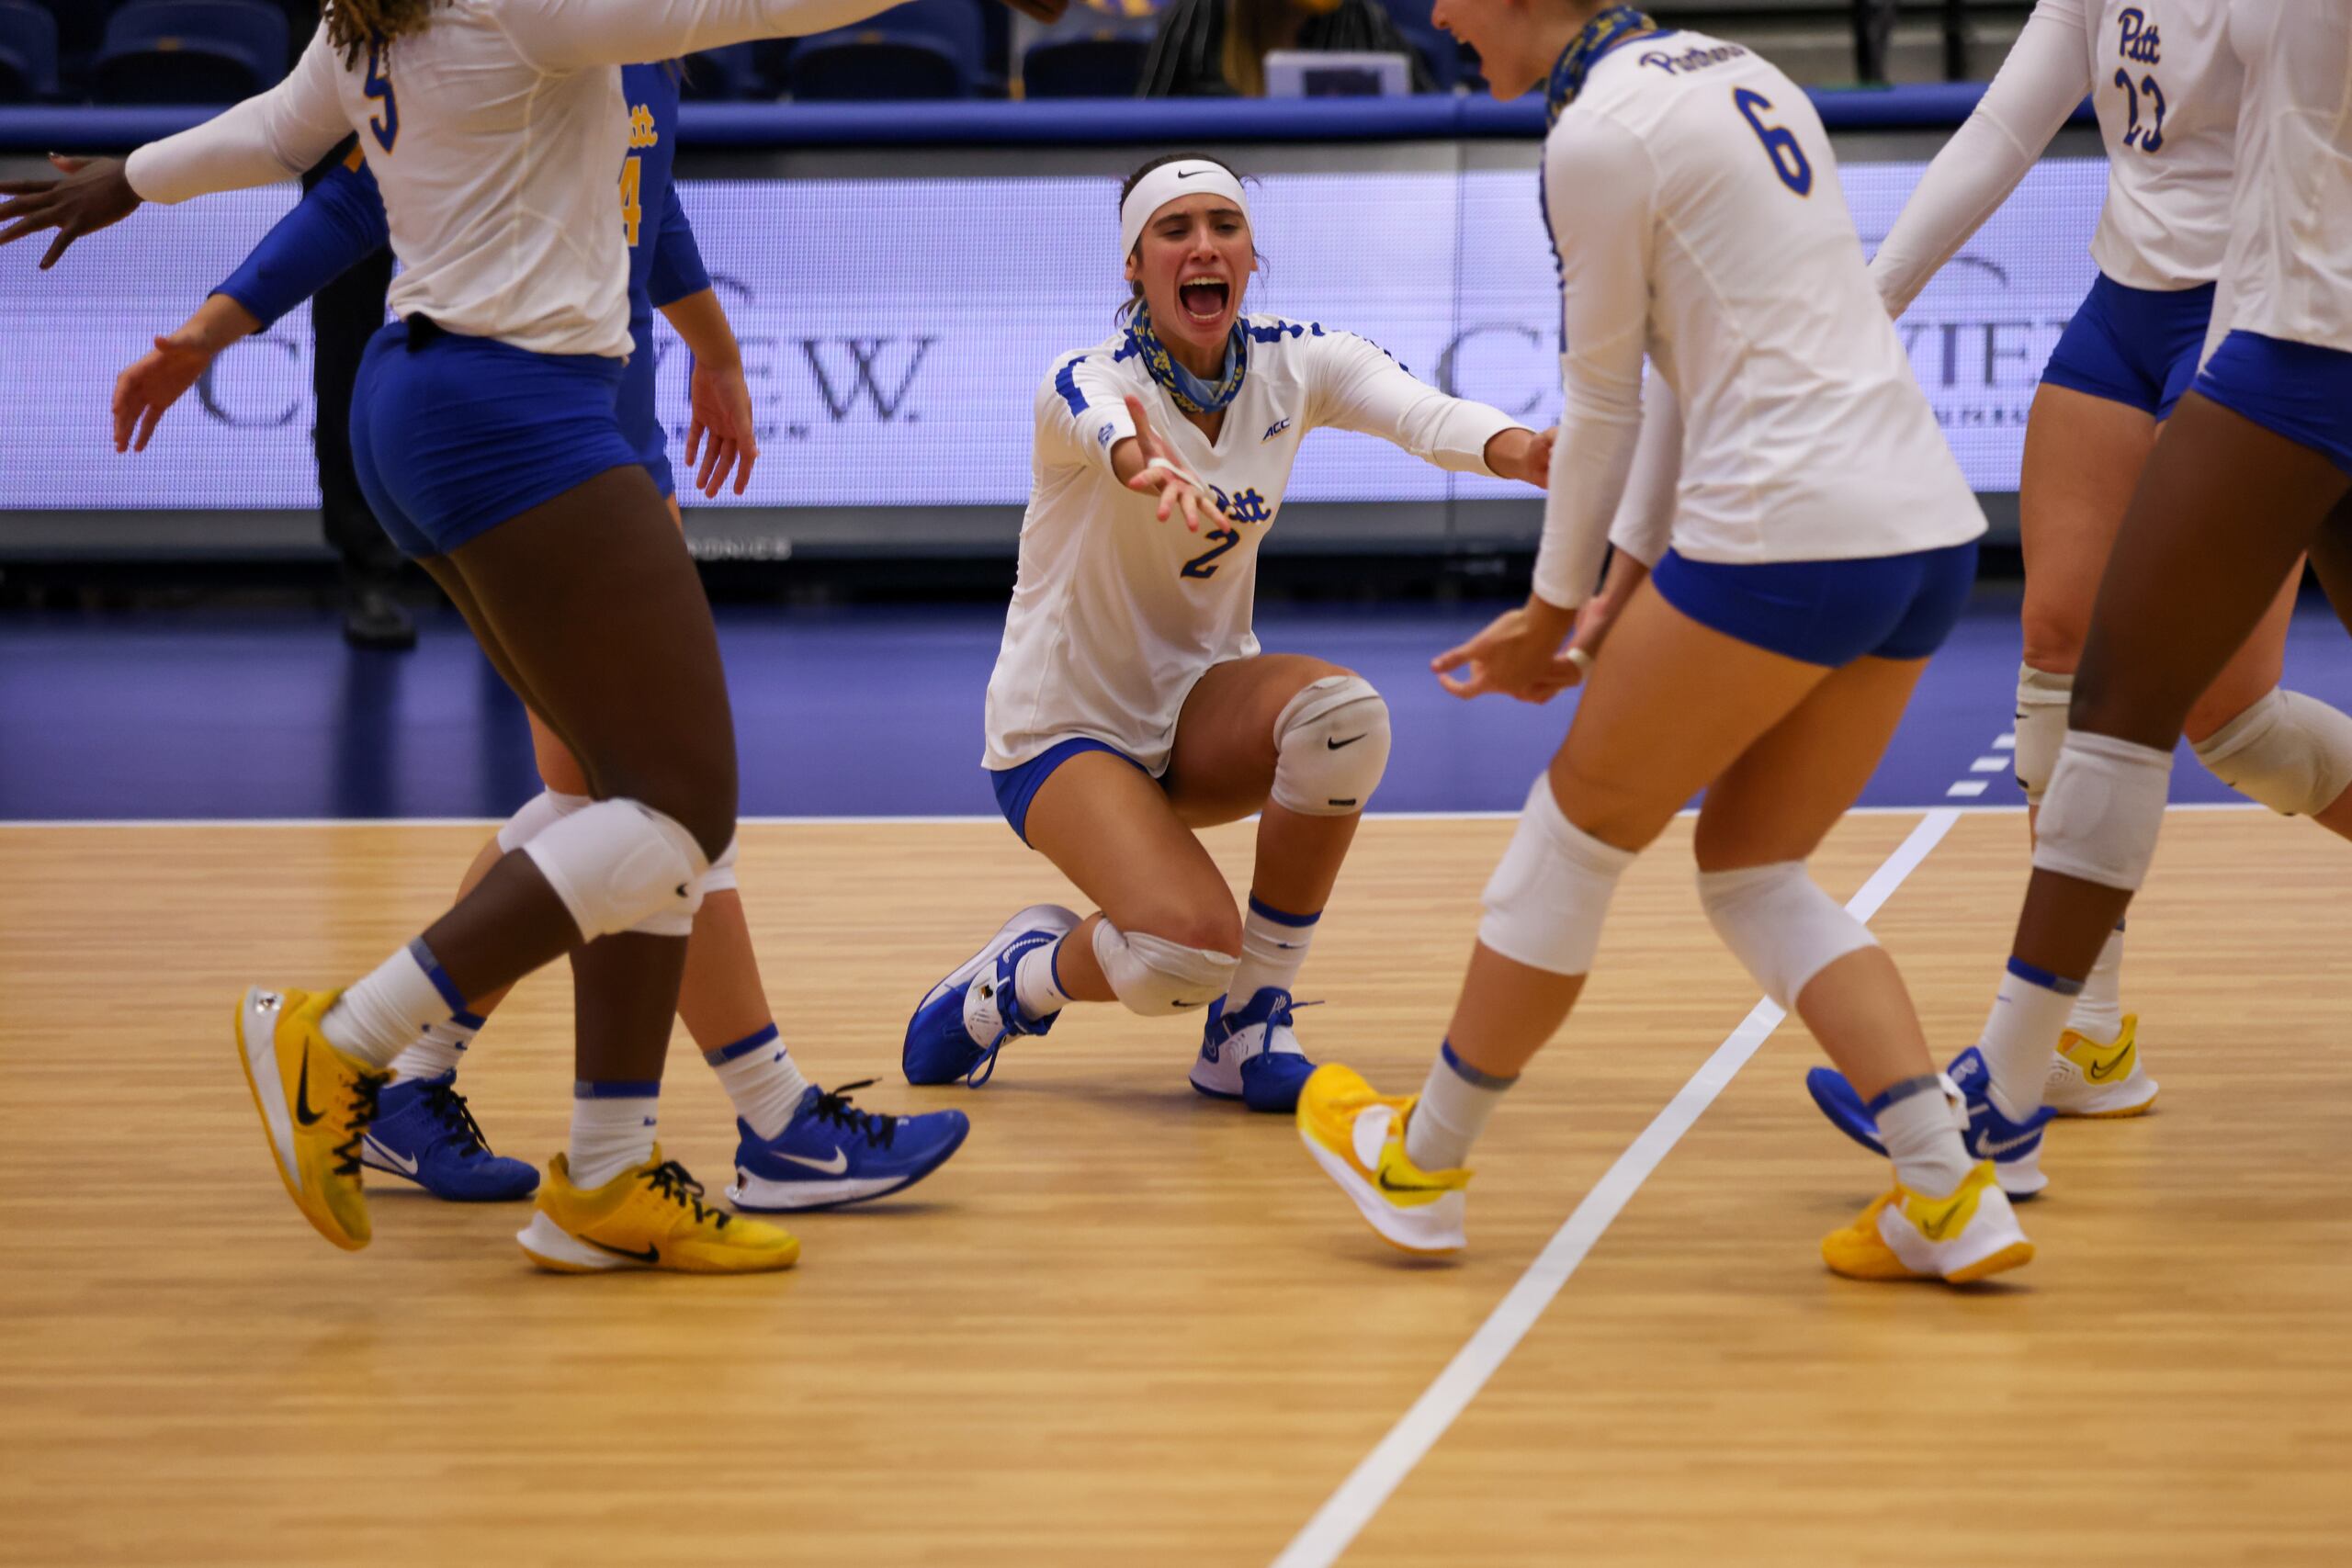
[113,294,264,454]
[0,155,141,271]
[1116,395,1216,534]
[504,0,1063,73]
[1869,0,2091,315]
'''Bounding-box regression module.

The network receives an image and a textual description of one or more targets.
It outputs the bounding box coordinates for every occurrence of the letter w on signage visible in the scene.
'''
[799,337,939,422]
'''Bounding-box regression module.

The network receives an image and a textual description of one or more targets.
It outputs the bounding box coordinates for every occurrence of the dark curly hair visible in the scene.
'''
[322,0,445,65]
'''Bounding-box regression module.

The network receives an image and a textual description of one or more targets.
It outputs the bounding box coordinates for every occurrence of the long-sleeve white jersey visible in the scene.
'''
[2211,0,2352,354]
[122,0,890,357]
[1870,1,2241,314]
[984,317,1521,773]
[1535,34,1984,609]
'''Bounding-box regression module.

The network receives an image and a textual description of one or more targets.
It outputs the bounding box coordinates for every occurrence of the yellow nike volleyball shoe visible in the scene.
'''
[233,986,386,1251]
[1297,1064,1472,1255]
[517,1149,800,1274]
[2043,1014,2160,1118]
[1821,1161,2034,1285]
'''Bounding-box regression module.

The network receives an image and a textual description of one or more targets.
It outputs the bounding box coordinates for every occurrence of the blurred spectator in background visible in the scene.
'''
[1139,0,1433,96]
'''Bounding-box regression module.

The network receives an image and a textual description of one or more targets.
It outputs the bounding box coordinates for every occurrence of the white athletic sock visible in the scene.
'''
[569,1082,660,1189]
[1012,938,1076,1021]
[1227,894,1317,1007]
[1978,959,2081,1121]
[702,1024,813,1141]
[1402,1042,1516,1170]
[1872,1075,1973,1198]
[387,1008,483,1084]
[322,940,464,1068]
[2065,923,2127,1043]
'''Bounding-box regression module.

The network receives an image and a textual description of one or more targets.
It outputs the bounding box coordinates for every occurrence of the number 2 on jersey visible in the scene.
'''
[1732,88,1812,197]
[1182,528,1242,580]
[363,33,399,153]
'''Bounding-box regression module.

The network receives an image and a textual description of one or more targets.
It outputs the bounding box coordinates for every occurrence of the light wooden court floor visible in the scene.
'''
[2,809,2346,1567]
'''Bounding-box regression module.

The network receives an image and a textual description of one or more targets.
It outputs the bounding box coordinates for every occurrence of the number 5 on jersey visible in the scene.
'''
[1733,87,1812,197]
[363,33,398,152]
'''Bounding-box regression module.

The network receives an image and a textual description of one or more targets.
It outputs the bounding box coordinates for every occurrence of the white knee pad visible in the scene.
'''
[697,838,741,896]
[1091,919,1237,1016]
[494,788,592,854]
[2190,688,2352,818]
[1697,862,1878,1010]
[2032,732,2174,891]
[2014,664,2073,805]
[521,798,709,942]
[1476,776,1639,976]
[1270,673,1393,817]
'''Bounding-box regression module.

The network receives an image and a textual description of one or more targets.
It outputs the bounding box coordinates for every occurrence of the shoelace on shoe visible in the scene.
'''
[330,1072,386,1178]
[967,942,1057,1088]
[418,1079,496,1157]
[808,1080,899,1149]
[645,1159,729,1229]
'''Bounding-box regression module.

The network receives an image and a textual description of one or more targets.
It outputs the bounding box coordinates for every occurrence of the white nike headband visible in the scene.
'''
[1119,160,1251,261]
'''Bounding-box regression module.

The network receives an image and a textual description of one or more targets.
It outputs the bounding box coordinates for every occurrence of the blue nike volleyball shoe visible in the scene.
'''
[1805,1046,2055,1198]
[1192,987,1318,1113]
[359,1071,539,1201]
[903,904,1081,1086]
[727,1080,970,1212]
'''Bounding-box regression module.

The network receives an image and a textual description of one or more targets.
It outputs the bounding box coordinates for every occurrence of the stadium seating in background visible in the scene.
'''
[1020,0,1159,99]
[93,0,289,105]
[786,0,988,101]
[0,1,59,103]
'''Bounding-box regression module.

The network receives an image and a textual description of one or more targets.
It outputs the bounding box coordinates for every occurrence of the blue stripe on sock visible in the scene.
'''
[406,937,469,1015]
[1048,934,1068,998]
[1864,1072,1946,1116]
[1440,1040,1518,1089]
[451,1009,487,1031]
[1247,895,1321,928]
[2005,955,2086,997]
[574,1079,662,1100]
[703,1023,781,1064]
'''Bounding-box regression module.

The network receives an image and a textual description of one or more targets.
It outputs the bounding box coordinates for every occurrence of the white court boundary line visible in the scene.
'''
[0,801,2262,830]
[1269,806,1962,1568]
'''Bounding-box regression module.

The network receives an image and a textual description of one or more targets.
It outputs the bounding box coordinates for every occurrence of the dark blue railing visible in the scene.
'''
[0,83,2071,153]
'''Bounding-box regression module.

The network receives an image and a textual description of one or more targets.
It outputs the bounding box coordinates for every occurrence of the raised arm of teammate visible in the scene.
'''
[1868,0,2091,315]
[1304,328,1551,483]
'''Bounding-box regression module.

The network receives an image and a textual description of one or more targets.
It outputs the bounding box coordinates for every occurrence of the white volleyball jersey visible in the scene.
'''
[1536,34,1984,609]
[1870,2,2240,311]
[985,318,1521,773]
[2211,0,2352,354]
[123,0,888,357]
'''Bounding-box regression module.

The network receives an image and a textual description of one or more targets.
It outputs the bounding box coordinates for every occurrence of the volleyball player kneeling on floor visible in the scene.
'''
[901,153,1550,1113]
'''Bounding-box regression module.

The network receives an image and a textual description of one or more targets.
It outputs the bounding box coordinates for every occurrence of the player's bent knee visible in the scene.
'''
[1476,775,1640,976]
[2014,664,2073,805]
[1091,919,1238,1015]
[2190,688,2352,817]
[520,797,709,942]
[1271,673,1392,816]
[1696,862,1877,1010]
[494,788,593,854]
[2032,732,2172,890]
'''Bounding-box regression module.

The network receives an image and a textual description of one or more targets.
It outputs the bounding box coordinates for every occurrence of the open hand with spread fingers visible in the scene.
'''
[0,155,141,270]
[1122,393,1220,534]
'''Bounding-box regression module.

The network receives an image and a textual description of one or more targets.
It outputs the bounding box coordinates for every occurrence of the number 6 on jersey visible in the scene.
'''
[1733,87,1812,196]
